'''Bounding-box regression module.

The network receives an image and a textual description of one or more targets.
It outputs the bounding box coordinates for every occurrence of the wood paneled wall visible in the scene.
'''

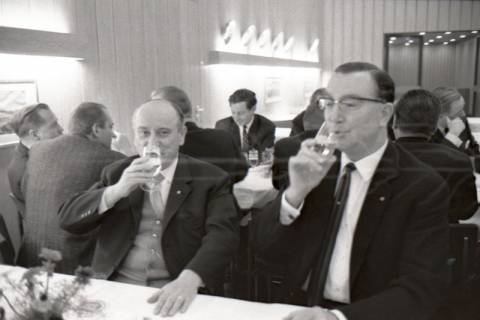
[319,0,480,79]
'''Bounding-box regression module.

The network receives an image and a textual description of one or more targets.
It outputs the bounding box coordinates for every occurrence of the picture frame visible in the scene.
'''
[0,80,38,145]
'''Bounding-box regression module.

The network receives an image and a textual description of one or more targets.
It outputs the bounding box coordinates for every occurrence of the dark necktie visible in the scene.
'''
[242,125,249,152]
[307,162,356,306]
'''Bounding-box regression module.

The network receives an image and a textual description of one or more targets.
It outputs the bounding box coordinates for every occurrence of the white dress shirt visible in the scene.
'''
[280,140,388,319]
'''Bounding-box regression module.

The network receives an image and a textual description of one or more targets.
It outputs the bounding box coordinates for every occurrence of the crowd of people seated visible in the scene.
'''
[0,61,479,319]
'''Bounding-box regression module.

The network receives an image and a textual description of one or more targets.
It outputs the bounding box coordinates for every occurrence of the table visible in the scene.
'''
[0,265,301,319]
[233,165,278,210]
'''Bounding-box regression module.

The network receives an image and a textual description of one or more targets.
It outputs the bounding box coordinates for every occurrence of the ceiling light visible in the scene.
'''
[241,25,256,46]
[472,30,478,34]
[460,34,466,38]
[309,38,320,52]
[419,32,426,35]
[429,39,434,42]
[445,31,451,35]
[450,39,456,42]
[436,35,442,39]
[424,42,429,45]
[408,39,414,43]
[390,36,396,40]
[222,20,236,44]
[443,42,449,45]
[405,43,410,46]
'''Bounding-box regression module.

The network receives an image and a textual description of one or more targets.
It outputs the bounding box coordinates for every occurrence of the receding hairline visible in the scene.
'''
[132,99,185,127]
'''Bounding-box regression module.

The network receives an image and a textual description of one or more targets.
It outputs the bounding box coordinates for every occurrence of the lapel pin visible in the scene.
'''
[379,196,385,202]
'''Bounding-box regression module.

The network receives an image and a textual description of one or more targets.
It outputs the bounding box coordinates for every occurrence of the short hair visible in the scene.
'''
[69,102,108,136]
[309,88,329,107]
[132,99,185,129]
[150,86,192,117]
[334,61,395,103]
[228,89,257,110]
[10,103,51,138]
[432,87,463,115]
[394,89,440,136]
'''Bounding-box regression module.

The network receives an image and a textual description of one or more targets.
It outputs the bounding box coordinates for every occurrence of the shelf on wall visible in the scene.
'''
[206,50,320,68]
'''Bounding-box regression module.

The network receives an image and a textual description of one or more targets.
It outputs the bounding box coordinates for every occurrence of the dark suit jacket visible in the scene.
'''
[255,142,450,320]
[430,120,480,172]
[272,130,318,190]
[17,135,125,274]
[180,121,248,184]
[215,114,276,151]
[58,154,239,291]
[289,111,305,137]
[0,214,14,264]
[7,142,29,203]
[396,136,478,223]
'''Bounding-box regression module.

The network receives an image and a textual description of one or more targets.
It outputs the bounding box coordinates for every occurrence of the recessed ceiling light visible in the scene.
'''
[445,31,451,35]
[429,39,434,42]
[390,36,397,40]
[419,32,426,35]
[460,34,466,38]
[450,39,456,42]
[424,42,429,45]
[389,41,393,44]
[436,35,442,39]
[472,30,478,34]
[405,43,410,46]
[408,39,414,43]
[443,42,449,45]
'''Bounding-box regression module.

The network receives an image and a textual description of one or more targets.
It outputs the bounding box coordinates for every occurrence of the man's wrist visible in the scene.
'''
[284,186,309,208]
[179,269,203,288]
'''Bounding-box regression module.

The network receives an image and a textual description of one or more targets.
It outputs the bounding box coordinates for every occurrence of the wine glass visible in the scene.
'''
[140,145,162,192]
[312,122,336,156]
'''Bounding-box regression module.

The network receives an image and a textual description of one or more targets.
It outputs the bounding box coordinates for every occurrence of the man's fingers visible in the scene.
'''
[153,293,168,315]
[168,296,185,316]
[147,290,161,303]
[160,295,177,317]
[180,295,193,313]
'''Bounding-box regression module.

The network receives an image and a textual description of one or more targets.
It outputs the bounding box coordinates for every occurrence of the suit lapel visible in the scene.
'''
[350,143,398,287]
[162,155,192,231]
[230,118,241,147]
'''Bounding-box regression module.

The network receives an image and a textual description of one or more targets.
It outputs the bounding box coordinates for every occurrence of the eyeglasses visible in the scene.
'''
[317,96,386,112]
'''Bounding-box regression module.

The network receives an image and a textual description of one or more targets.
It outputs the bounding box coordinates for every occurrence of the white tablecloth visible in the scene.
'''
[0,265,301,320]
[233,165,278,210]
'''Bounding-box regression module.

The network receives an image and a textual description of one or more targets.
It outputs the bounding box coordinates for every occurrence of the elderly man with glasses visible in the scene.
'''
[254,62,449,320]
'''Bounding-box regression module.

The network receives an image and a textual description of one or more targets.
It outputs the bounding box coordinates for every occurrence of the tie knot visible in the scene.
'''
[344,162,356,173]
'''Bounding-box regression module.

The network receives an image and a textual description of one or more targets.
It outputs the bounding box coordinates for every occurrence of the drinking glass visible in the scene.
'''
[140,145,162,192]
[312,122,336,156]
[247,149,259,167]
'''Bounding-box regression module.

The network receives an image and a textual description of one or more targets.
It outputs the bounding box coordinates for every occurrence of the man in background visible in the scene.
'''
[7,103,63,203]
[17,102,124,273]
[59,99,239,317]
[151,86,248,184]
[215,88,275,153]
[393,89,478,223]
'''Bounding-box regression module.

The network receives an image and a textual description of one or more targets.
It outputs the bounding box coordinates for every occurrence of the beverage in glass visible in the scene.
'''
[141,145,162,192]
[312,122,335,156]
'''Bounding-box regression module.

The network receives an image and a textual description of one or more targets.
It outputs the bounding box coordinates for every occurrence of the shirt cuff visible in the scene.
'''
[98,186,117,214]
[330,309,347,320]
[445,132,463,147]
[279,192,304,225]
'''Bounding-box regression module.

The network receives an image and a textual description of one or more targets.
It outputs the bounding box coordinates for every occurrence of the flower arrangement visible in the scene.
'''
[0,248,95,320]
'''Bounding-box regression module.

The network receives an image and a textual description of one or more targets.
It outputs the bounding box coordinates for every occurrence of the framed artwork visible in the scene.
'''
[0,81,38,136]
[264,77,282,105]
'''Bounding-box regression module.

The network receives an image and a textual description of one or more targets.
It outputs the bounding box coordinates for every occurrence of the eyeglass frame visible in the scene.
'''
[316,95,387,112]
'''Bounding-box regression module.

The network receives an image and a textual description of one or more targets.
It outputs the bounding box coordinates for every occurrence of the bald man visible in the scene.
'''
[59,99,239,317]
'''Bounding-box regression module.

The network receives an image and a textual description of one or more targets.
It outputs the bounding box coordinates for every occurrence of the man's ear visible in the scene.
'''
[251,105,257,112]
[91,123,101,138]
[28,129,40,140]
[380,102,394,127]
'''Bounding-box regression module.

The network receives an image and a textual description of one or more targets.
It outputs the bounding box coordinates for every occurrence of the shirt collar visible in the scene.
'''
[238,116,255,131]
[159,156,178,184]
[340,140,388,181]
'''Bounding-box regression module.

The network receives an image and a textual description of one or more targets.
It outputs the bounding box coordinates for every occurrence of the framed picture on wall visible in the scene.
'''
[0,81,38,144]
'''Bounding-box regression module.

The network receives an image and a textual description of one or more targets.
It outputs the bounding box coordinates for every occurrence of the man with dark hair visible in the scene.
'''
[17,102,125,273]
[393,89,478,223]
[59,99,239,317]
[7,103,63,203]
[215,88,276,153]
[255,62,449,320]
[151,86,248,183]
